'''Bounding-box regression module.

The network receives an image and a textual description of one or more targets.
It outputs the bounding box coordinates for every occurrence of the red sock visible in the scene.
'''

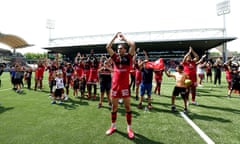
[126,111,132,125]
[111,112,117,123]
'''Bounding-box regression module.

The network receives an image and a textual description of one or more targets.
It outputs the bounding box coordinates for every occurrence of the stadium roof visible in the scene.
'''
[0,32,33,48]
[43,29,237,60]
[0,48,11,55]
[43,37,236,57]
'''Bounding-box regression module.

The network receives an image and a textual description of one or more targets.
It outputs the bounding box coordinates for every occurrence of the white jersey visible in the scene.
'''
[55,77,65,89]
[197,65,205,74]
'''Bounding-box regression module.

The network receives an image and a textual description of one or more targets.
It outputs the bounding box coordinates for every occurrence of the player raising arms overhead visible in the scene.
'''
[105,32,135,139]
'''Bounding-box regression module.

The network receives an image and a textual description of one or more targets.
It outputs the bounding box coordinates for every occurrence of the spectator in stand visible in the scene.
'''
[105,32,135,139]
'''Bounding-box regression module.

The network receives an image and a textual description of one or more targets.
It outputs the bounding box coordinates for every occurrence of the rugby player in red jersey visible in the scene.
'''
[34,61,45,91]
[105,32,135,139]
[182,46,199,105]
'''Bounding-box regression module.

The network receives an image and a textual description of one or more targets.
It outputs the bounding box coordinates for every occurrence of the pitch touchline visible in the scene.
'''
[180,112,215,144]
[0,88,12,92]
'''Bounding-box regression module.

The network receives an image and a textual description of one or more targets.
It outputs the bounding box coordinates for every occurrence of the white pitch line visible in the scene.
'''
[180,112,215,144]
[0,88,12,92]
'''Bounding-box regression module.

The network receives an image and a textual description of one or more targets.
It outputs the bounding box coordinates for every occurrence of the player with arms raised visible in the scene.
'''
[105,32,135,139]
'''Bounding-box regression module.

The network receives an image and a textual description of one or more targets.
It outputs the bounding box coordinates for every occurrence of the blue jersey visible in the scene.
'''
[141,68,153,84]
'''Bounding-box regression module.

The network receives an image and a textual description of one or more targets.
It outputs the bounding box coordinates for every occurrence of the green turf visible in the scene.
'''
[0,72,240,144]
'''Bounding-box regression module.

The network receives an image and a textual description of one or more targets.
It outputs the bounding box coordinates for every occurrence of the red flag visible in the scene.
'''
[145,61,154,69]
[145,58,165,70]
[153,58,165,70]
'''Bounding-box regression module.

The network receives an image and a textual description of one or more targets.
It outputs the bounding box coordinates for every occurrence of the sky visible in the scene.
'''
[0,0,239,54]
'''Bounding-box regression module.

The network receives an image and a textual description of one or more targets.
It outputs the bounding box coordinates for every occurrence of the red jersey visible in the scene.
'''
[111,53,132,98]
[88,58,99,83]
[224,66,232,82]
[83,61,91,81]
[182,61,197,82]
[130,66,135,77]
[35,70,39,79]
[205,65,212,74]
[47,65,57,81]
[35,65,45,80]
[88,67,98,83]
[38,65,45,77]
[135,64,142,85]
[74,63,84,78]
[154,70,163,81]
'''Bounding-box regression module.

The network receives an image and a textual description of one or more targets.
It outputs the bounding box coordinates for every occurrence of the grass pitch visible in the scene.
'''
[0,72,240,144]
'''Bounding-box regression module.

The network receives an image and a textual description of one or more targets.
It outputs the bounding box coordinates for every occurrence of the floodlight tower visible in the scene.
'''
[46,19,55,45]
[216,0,230,62]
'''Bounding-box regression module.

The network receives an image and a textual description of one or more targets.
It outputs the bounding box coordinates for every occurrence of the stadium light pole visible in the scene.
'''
[216,0,230,62]
[46,19,55,45]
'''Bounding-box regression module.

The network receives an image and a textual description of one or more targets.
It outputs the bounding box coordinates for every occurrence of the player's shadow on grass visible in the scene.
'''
[130,102,174,115]
[98,105,112,111]
[40,89,51,94]
[0,105,14,114]
[187,113,232,123]
[115,130,163,144]
[58,103,78,110]
[149,101,173,111]
[58,98,89,110]
[116,106,141,118]
[196,89,227,98]
[197,87,218,92]
[198,104,240,114]
[15,92,26,95]
[31,89,49,94]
